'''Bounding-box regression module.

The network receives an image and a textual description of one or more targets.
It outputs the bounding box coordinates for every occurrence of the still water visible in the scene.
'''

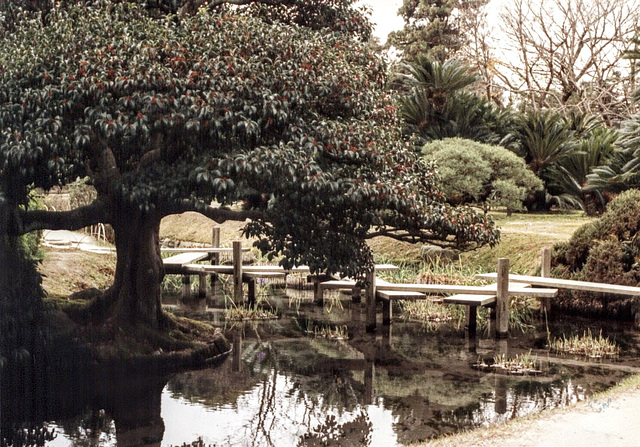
[4,287,639,446]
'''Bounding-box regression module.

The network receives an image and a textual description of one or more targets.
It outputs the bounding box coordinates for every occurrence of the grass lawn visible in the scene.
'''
[369,210,593,275]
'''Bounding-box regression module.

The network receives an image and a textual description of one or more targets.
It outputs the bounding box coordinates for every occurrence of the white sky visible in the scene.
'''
[359,0,404,43]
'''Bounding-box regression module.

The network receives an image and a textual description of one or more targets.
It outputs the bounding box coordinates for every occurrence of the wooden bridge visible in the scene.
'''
[163,231,640,337]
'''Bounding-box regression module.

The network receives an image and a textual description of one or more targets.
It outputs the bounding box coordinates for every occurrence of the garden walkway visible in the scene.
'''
[428,380,640,446]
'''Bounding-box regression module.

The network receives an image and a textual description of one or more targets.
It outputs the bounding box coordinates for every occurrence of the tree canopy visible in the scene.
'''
[0,1,498,328]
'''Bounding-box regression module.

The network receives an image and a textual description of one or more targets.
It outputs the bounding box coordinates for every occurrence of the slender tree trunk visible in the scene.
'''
[102,208,166,329]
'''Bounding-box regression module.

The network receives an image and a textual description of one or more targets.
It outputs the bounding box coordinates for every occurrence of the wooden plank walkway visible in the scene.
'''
[372,283,557,298]
[163,252,210,267]
[443,294,496,306]
[177,263,399,275]
[161,247,250,253]
[476,273,640,296]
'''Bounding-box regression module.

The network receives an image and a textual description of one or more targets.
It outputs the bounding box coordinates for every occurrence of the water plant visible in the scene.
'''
[224,303,278,321]
[308,324,349,340]
[474,350,542,375]
[549,329,620,358]
[374,257,485,286]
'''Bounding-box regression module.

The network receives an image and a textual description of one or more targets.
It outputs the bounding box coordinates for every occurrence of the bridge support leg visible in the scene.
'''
[233,240,243,304]
[352,286,362,303]
[382,299,392,325]
[366,271,377,333]
[247,278,256,307]
[465,305,477,337]
[496,258,510,339]
[198,271,207,298]
[364,363,375,405]
[540,247,551,315]
[313,280,324,306]
[181,275,191,300]
[210,226,221,291]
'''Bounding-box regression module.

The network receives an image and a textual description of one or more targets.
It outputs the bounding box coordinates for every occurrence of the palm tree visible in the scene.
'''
[548,127,618,213]
[509,109,577,176]
[504,109,578,210]
[396,55,512,145]
[586,111,640,194]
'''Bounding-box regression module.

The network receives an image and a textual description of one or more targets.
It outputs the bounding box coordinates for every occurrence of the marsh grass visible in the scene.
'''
[308,324,349,340]
[549,329,620,358]
[475,350,542,375]
[400,300,464,326]
[375,257,485,286]
[224,303,278,321]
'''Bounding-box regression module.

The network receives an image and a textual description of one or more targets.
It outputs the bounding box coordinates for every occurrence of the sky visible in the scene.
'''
[359,0,404,43]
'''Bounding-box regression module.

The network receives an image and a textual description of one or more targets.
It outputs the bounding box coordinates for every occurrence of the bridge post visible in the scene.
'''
[181,274,191,300]
[364,363,375,405]
[366,270,377,333]
[496,258,510,339]
[233,240,243,303]
[198,270,207,298]
[210,226,221,291]
[540,247,551,314]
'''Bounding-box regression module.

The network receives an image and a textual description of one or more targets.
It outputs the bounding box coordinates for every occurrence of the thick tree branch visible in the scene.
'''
[364,228,456,247]
[19,199,110,235]
[165,201,267,223]
[200,205,267,223]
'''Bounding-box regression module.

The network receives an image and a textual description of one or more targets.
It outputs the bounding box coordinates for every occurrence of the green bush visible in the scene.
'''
[555,218,606,272]
[598,189,640,240]
[422,138,542,213]
[552,189,640,319]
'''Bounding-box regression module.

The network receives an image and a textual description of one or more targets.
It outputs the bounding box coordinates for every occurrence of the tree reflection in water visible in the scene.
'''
[3,320,633,446]
[166,339,377,447]
[298,411,372,446]
[2,350,173,447]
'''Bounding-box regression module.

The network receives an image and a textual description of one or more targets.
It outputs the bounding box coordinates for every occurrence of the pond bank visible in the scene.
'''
[422,374,640,446]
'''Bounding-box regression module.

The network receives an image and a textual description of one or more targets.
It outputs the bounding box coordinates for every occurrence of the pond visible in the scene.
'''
[4,283,640,446]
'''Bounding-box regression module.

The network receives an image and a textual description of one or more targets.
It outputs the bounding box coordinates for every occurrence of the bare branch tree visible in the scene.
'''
[459,1,503,103]
[495,0,640,124]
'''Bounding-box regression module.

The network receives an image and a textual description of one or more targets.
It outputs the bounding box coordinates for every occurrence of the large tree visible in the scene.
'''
[0,1,498,331]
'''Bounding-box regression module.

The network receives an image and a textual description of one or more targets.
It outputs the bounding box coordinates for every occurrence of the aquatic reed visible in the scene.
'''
[549,329,620,358]
[475,350,542,375]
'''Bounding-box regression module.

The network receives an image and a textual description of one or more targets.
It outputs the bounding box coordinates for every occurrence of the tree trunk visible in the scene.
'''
[102,209,165,329]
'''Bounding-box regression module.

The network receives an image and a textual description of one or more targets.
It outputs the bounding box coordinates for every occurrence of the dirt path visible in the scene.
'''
[425,376,640,447]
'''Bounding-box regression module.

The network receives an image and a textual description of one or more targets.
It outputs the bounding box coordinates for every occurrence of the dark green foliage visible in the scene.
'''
[553,220,606,273]
[579,239,638,286]
[587,109,640,195]
[19,190,44,260]
[551,126,618,214]
[552,189,640,319]
[507,109,576,177]
[505,110,619,211]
